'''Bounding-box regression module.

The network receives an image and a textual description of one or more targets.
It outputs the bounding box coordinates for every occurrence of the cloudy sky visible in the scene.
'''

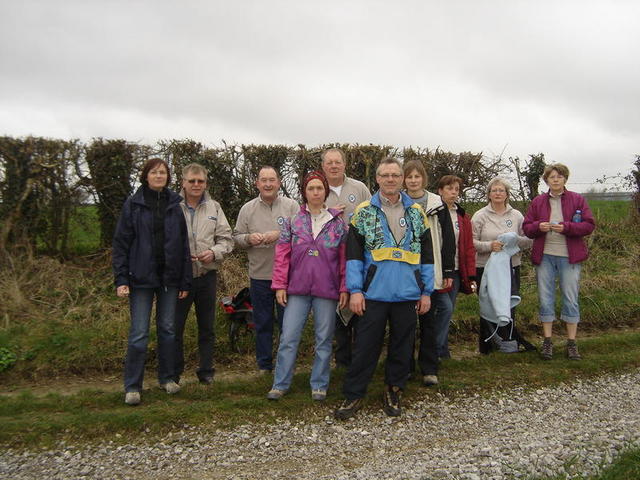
[1,0,638,190]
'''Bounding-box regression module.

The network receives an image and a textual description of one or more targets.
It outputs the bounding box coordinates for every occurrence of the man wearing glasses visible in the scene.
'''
[335,157,435,419]
[174,163,234,385]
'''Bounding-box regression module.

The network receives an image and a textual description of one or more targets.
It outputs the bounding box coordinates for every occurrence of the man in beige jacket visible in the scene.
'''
[174,163,234,385]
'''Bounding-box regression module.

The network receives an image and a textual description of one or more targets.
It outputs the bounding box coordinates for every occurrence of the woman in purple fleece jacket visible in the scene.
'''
[523,163,595,361]
[267,171,349,401]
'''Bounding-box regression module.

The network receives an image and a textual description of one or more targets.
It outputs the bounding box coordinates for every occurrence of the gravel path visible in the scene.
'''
[2,370,639,480]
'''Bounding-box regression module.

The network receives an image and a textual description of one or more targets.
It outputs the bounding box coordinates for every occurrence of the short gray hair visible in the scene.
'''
[486,176,511,205]
[376,156,403,176]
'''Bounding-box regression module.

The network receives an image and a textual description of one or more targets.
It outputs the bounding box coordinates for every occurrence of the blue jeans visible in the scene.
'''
[250,278,284,370]
[536,254,581,324]
[124,286,178,392]
[433,272,460,358]
[272,295,337,392]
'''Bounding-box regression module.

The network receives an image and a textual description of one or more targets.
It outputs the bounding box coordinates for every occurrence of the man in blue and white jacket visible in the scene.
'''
[334,157,435,420]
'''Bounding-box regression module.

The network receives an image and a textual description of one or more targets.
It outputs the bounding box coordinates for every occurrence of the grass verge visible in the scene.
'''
[534,445,640,479]
[1,331,639,450]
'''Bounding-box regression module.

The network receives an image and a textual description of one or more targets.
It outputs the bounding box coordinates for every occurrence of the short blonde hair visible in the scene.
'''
[182,163,208,178]
[543,163,570,182]
[486,177,511,205]
[321,148,346,165]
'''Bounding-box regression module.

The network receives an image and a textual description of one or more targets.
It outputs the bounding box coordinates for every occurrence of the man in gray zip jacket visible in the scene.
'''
[233,166,299,373]
[174,163,234,384]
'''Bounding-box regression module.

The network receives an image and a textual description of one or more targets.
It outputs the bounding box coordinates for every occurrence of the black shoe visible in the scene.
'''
[382,385,402,417]
[540,340,553,360]
[334,398,363,420]
[199,376,214,385]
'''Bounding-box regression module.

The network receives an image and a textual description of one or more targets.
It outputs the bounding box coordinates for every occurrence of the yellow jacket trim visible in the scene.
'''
[371,247,420,265]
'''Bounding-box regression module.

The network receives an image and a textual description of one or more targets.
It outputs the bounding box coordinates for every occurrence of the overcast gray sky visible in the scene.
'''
[1,0,638,191]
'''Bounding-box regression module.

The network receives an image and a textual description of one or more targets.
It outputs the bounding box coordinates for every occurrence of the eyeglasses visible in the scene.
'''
[187,179,206,184]
[378,174,402,179]
[490,188,506,193]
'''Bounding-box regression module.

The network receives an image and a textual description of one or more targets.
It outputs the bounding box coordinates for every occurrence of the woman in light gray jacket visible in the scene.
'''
[471,177,534,353]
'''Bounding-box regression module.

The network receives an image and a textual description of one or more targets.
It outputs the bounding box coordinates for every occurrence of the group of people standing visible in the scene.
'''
[112,150,595,417]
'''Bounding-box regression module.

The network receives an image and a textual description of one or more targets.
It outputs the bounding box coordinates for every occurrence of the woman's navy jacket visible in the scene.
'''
[112,186,192,291]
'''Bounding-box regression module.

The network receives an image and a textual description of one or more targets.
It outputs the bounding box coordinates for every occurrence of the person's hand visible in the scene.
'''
[470,281,478,294]
[539,222,552,233]
[491,240,503,252]
[248,233,264,246]
[334,203,346,213]
[276,289,287,307]
[197,249,215,264]
[178,291,189,299]
[262,230,280,245]
[550,223,564,233]
[116,285,129,297]
[443,278,453,289]
[338,292,349,310]
[349,292,366,317]
[417,295,431,315]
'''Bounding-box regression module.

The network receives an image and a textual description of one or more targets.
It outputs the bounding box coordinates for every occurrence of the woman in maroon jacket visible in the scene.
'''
[523,163,595,361]
[430,175,477,364]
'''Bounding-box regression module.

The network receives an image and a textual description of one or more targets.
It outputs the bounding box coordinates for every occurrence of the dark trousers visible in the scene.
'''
[174,270,217,382]
[343,300,417,401]
[334,315,359,367]
[250,278,284,370]
[416,306,439,376]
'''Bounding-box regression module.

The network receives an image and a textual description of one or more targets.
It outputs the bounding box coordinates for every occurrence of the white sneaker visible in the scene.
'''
[125,391,141,405]
[163,381,181,394]
[311,389,327,401]
[422,375,438,386]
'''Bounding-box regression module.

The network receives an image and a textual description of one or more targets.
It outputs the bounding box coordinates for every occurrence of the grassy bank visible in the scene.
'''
[1,331,639,449]
[0,200,638,380]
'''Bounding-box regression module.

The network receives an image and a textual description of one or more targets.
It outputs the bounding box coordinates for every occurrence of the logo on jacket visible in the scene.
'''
[277,216,284,225]
[399,217,407,228]
[505,219,513,227]
[348,194,356,203]
[307,249,319,257]
[392,250,402,259]
[208,216,217,221]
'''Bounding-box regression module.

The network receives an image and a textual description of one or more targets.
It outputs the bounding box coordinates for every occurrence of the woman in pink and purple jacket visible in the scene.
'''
[523,163,595,361]
[267,171,349,401]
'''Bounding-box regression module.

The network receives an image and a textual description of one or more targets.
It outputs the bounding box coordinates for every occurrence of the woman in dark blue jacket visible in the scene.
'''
[113,158,192,406]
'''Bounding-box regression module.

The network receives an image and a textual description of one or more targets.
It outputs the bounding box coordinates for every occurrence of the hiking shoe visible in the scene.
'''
[266,389,286,400]
[422,375,438,387]
[382,386,402,417]
[163,381,181,394]
[199,376,214,385]
[311,389,327,401]
[566,341,582,360]
[125,391,140,406]
[334,398,363,420]
[540,340,553,360]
